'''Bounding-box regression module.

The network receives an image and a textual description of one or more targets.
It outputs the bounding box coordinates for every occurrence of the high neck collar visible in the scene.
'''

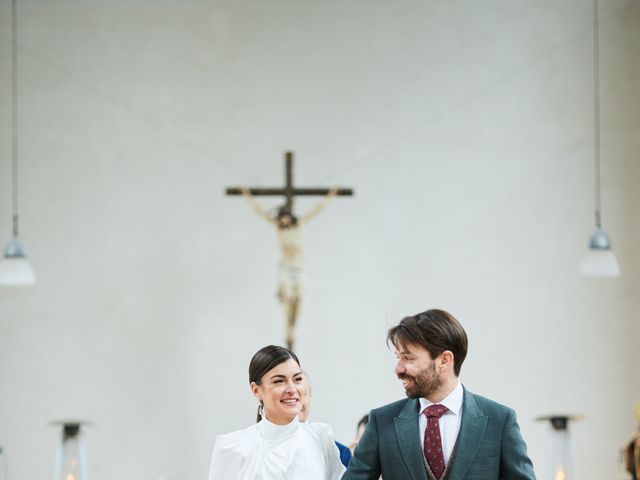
[257,415,300,441]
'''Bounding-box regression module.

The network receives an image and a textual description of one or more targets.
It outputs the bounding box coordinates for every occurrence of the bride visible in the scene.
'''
[208,345,346,479]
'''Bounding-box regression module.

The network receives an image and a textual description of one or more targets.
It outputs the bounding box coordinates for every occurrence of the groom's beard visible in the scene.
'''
[399,361,441,399]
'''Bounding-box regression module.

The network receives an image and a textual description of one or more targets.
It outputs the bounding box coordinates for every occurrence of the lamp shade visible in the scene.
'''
[0,238,35,286]
[579,228,620,277]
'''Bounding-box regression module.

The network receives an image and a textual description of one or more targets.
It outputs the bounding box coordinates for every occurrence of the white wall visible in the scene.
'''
[0,1,639,479]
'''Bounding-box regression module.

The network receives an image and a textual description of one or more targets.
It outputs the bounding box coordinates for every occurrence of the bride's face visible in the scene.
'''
[251,358,304,425]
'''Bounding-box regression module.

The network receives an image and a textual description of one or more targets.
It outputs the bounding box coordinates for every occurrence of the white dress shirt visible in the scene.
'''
[418,380,464,465]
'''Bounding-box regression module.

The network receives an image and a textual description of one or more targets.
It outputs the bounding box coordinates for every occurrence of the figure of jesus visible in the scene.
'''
[241,188,338,349]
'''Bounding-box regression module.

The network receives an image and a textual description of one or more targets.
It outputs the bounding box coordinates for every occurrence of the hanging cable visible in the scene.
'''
[11,0,19,238]
[593,0,602,229]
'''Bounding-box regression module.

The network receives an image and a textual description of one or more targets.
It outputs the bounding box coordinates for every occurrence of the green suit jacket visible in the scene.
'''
[342,388,535,480]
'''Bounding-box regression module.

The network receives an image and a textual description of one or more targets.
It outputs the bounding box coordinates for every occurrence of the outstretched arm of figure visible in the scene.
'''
[299,188,339,226]
[241,188,277,225]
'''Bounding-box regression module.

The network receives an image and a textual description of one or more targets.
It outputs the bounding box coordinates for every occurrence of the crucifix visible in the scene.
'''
[226,151,353,350]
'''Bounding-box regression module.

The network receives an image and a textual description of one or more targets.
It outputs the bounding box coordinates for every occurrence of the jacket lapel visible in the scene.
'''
[447,389,487,480]
[393,399,429,480]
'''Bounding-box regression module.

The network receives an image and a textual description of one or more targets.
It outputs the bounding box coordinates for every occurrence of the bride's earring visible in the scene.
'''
[258,402,264,417]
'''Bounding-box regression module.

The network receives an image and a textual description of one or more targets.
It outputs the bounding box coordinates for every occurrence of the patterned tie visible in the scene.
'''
[423,404,449,479]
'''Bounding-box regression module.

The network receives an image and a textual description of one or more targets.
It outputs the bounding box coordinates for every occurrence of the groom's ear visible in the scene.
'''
[438,350,454,371]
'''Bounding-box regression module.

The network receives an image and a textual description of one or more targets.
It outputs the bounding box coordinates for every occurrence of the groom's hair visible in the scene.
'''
[387,309,468,376]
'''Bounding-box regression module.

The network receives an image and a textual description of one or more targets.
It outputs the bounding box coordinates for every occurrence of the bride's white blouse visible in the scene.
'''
[208,416,346,479]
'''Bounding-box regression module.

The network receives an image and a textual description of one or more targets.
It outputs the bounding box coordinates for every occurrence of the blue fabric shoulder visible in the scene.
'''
[335,441,352,467]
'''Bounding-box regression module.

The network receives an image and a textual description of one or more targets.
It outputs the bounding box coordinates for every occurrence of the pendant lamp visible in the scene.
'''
[579,0,620,278]
[0,0,36,286]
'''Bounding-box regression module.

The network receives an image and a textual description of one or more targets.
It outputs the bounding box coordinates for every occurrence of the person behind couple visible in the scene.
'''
[343,309,536,480]
[208,345,345,479]
[348,414,369,454]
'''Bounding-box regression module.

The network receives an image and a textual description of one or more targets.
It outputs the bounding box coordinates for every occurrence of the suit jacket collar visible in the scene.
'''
[394,398,428,480]
[392,388,489,480]
[446,387,488,480]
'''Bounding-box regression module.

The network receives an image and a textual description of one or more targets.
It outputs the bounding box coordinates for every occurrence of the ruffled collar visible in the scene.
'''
[257,415,300,442]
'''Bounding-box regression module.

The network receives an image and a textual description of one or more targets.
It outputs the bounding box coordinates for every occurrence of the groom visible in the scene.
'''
[342,309,536,480]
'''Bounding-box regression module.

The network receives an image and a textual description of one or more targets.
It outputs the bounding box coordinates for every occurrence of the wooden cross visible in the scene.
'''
[226,151,353,209]
[226,151,353,350]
